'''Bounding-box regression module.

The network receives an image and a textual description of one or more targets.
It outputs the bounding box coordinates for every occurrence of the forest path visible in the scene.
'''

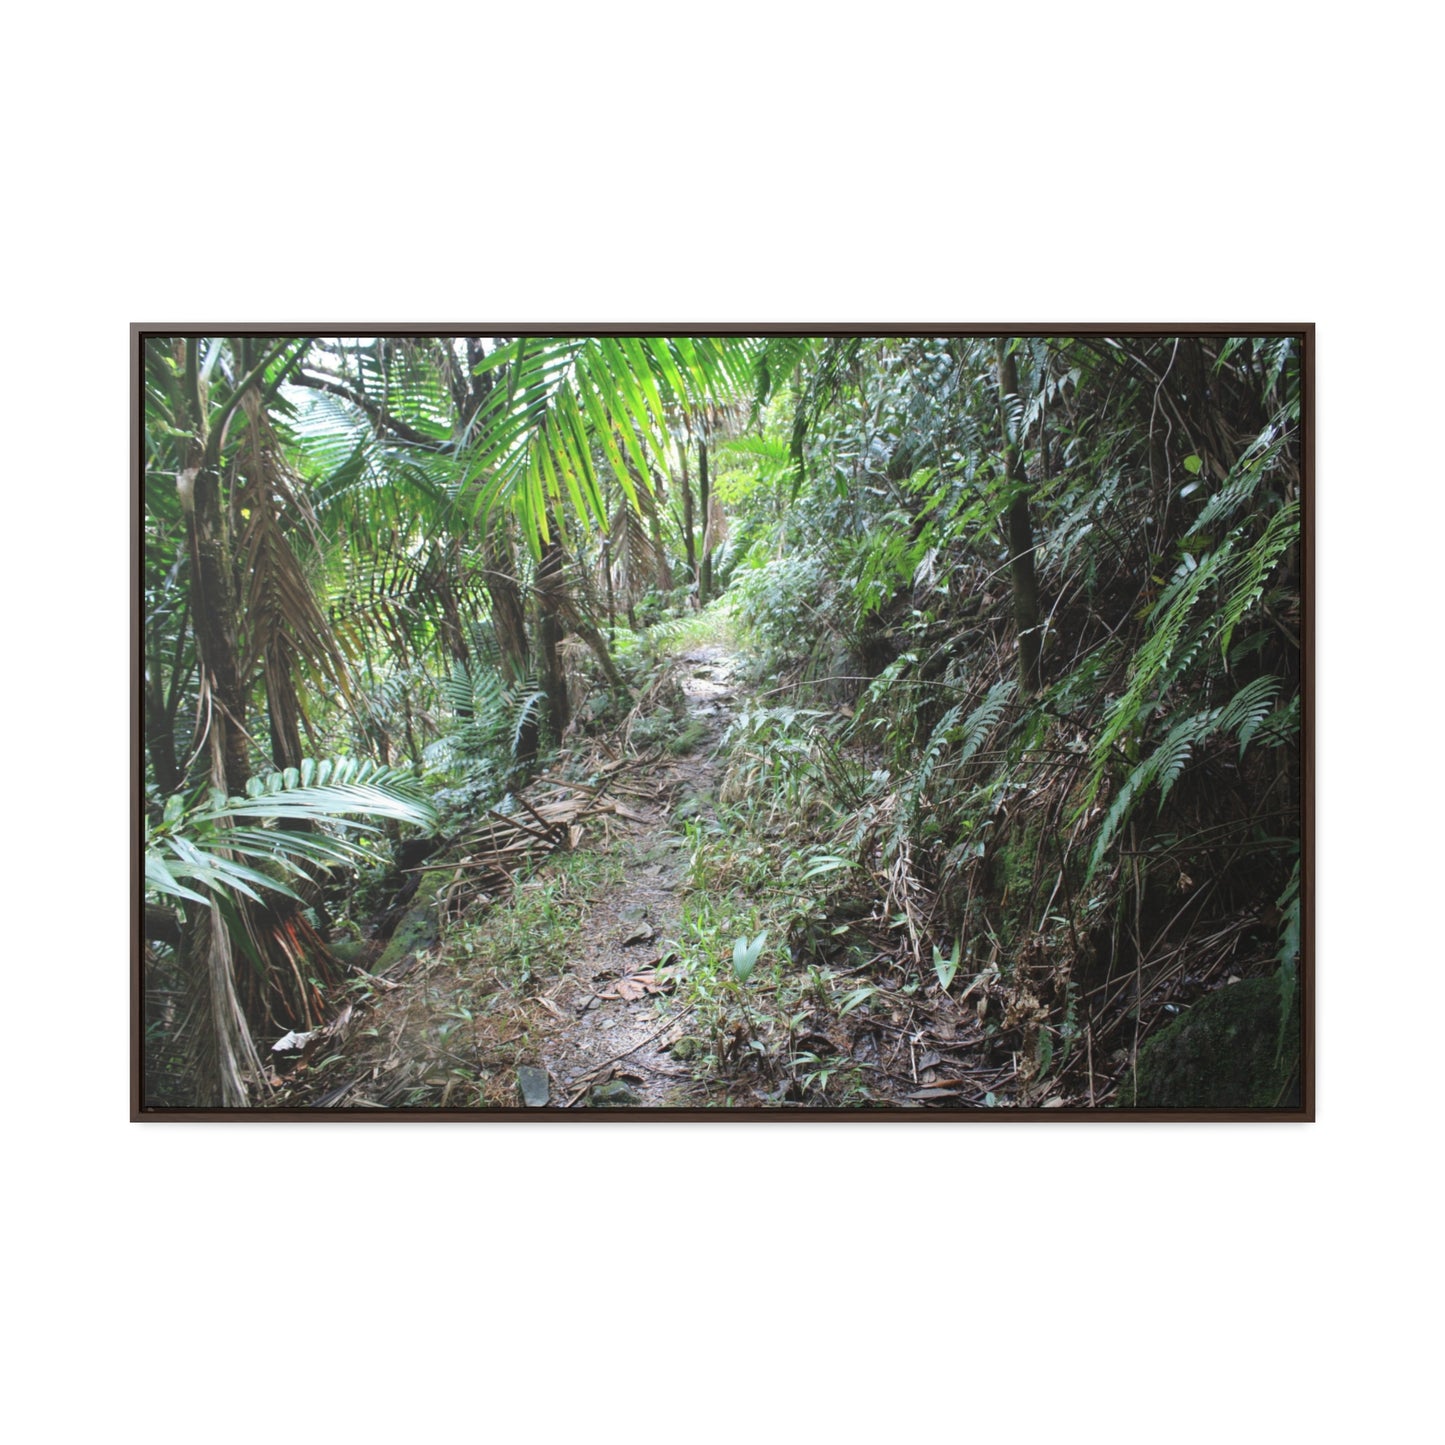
[530,644,741,1107]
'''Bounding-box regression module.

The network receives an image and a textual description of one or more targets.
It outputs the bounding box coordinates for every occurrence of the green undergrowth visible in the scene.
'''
[665,792,892,1107]
[641,599,740,657]
[447,847,626,994]
[347,846,630,1107]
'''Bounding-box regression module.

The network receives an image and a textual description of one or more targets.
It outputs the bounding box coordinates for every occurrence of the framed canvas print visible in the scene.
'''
[134,326,1311,1119]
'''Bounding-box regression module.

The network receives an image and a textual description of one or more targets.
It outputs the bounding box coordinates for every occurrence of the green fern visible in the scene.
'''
[1218,501,1300,658]
[437,655,546,769]
[1087,546,1230,803]
[905,703,963,824]
[1216,676,1281,757]
[1087,674,1290,879]
[1187,407,1297,535]
[902,679,1014,831]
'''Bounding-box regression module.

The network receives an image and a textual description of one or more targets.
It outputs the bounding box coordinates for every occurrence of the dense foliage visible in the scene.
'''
[718,336,1302,1103]
[140,332,1303,1109]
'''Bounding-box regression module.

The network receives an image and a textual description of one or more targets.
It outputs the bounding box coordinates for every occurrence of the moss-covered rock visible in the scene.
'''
[372,890,439,971]
[667,720,709,755]
[1118,975,1300,1109]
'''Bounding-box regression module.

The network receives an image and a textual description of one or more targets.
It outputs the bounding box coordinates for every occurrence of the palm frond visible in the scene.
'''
[146,762,438,909]
[463,335,758,549]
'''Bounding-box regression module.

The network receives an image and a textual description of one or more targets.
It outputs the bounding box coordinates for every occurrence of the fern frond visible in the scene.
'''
[905,703,963,822]
[1216,676,1281,756]
[957,679,1015,766]
[1153,713,1212,808]
[1086,547,1229,804]
[1218,501,1300,658]
[508,683,547,758]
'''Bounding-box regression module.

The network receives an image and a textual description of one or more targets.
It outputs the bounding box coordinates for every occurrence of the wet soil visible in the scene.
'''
[535,645,740,1107]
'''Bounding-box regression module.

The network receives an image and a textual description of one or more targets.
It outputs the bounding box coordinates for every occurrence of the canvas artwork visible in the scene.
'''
[135,327,1309,1119]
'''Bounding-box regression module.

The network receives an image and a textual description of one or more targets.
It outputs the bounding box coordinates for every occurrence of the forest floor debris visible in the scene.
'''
[263,628,1052,1110]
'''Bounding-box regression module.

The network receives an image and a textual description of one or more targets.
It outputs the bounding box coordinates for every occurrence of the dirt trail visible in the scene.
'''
[268,637,1009,1112]
[534,645,741,1107]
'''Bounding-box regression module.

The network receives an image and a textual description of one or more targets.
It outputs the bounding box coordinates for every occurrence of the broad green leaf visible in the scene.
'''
[145,852,208,905]
[732,930,768,982]
[933,938,961,991]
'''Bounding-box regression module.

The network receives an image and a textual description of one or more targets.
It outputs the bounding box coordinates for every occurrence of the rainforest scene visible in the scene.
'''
[138,331,1306,1114]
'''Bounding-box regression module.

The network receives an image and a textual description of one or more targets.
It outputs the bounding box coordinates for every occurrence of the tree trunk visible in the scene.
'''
[678,438,697,597]
[483,521,530,683]
[648,467,674,592]
[468,340,533,694]
[698,429,713,605]
[436,536,472,666]
[996,340,1043,696]
[536,531,571,736]
[143,666,183,795]
[182,446,253,795]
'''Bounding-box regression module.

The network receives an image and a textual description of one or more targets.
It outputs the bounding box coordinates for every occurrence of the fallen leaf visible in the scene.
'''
[272,1029,317,1053]
[600,970,671,1001]
[908,1087,962,1100]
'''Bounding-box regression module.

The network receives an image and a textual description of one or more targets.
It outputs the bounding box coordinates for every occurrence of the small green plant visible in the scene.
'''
[732,930,768,982]
[933,937,961,992]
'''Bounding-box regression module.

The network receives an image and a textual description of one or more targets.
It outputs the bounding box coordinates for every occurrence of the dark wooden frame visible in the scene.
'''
[133,323,1313,1122]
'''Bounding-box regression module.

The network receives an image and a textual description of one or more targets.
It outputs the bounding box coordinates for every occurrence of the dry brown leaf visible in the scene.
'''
[600,970,670,1001]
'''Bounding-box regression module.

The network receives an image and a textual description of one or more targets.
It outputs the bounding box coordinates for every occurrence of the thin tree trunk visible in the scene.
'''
[436,536,472,666]
[482,521,539,760]
[678,437,697,597]
[603,536,616,639]
[996,340,1043,696]
[648,467,673,592]
[144,667,183,794]
[698,428,713,605]
[536,530,571,735]
[483,522,530,686]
